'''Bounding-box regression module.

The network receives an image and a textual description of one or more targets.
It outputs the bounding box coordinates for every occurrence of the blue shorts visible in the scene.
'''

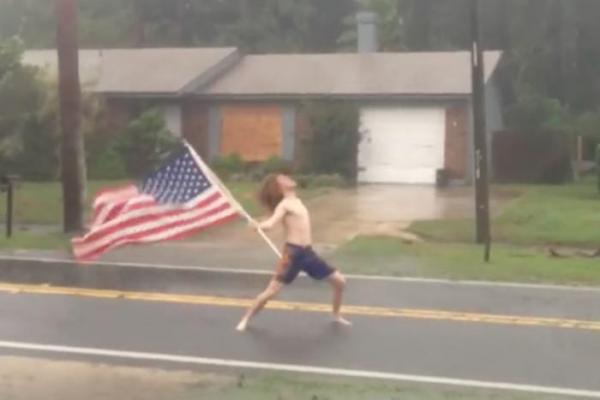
[276,243,336,285]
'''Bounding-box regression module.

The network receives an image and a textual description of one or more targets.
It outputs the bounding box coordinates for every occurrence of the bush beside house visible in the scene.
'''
[301,101,360,184]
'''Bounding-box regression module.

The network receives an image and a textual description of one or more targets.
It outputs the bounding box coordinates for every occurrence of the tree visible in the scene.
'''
[403,0,432,50]
[115,109,178,179]
[56,0,86,232]
[0,37,57,180]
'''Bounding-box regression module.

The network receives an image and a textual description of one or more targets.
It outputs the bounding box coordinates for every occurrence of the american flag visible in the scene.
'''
[72,144,239,262]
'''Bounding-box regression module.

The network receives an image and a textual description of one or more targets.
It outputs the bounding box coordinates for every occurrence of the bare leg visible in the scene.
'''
[236,279,283,331]
[328,271,351,326]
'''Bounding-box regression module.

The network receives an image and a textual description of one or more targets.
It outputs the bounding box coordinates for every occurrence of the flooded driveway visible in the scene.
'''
[307,185,516,244]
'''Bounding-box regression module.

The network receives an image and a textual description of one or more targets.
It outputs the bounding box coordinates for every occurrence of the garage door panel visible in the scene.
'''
[358,106,445,184]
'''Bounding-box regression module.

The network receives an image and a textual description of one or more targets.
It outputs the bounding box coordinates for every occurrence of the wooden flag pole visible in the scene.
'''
[183,141,283,259]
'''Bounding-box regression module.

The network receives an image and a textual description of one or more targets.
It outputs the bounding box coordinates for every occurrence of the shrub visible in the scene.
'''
[262,155,292,174]
[252,156,293,180]
[15,117,58,180]
[295,173,346,189]
[114,109,178,179]
[302,101,360,184]
[88,146,127,180]
[211,153,245,180]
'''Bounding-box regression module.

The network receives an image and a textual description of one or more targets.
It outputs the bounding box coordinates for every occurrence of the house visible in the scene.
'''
[195,50,503,184]
[23,14,503,185]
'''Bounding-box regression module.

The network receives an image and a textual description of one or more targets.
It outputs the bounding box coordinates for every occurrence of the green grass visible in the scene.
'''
[0,180,326,227]
[179,372,570,400]
[0,231,69,250]
[0,180,326,251]
[411,181,600,247]
[0,180,127,226]
[333,236,600,286]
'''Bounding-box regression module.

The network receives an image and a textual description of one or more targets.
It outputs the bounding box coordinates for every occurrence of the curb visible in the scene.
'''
[0,257,272,294]
[2,255,600,294]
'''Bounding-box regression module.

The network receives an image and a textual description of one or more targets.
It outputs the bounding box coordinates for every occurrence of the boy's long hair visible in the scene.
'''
[259,174,284,212]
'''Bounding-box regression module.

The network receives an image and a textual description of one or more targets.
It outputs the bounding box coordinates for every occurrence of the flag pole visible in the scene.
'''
[183,141,282,259]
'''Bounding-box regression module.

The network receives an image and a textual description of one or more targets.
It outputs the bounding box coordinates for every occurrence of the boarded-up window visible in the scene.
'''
[220,105,282,161]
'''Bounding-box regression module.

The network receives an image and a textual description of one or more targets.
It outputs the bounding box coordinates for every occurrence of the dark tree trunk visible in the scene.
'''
[56,0,86,233]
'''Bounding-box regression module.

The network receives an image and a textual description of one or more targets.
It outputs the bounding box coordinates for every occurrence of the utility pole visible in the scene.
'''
[56,0,86,233]
[470,0,491,262]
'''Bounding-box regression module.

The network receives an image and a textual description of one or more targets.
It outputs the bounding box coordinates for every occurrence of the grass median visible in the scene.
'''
[411,181,600,248]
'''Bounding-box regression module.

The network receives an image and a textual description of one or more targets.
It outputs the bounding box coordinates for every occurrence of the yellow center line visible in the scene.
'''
[1,282,599,331]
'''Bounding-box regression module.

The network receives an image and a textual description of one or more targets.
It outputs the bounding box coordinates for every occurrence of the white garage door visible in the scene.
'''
[358,106,445,184]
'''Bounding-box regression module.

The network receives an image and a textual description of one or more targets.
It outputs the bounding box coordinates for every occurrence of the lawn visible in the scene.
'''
[0,179,319,227]
[0,358,571,400]
[2,180,599,286]
[333,236,600,286]
[0,180,325,252]
[0,230,69,251]
[0,180,126,226]
[411,180,600,248]
[180,372,567,400]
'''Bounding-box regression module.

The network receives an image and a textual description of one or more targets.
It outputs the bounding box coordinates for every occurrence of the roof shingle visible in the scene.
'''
[201,51,502,97]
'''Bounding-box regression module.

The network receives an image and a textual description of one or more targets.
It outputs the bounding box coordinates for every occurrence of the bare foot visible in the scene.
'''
[333,315,352,326]
[236,318,249,332]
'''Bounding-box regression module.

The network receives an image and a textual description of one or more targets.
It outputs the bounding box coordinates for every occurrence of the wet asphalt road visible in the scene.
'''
[0,264,599,394]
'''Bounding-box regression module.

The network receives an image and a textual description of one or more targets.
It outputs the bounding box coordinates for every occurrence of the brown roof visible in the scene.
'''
[201,51,502,98]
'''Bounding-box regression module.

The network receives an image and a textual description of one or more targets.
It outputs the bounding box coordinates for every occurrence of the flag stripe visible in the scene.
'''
[77,211,237,262]
[77,188,220,244]
[94,201,128,226]
[92,186,145,225]
[73,196,229,257]
[75,204,237,261]
[93,185,138,204]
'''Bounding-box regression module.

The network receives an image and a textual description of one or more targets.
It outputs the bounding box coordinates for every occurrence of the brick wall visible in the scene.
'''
[444,104,468,179]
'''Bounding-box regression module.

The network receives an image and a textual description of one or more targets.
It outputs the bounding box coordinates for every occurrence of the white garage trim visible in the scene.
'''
[358,106,446,184]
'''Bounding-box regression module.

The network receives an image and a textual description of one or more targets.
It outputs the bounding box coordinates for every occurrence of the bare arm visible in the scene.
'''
[258,200,288,231]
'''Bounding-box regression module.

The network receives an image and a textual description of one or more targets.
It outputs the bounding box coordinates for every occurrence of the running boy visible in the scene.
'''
[236,174,351,331]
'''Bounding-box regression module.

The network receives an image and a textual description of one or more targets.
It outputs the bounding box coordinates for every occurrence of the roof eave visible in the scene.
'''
[187,93,471,101]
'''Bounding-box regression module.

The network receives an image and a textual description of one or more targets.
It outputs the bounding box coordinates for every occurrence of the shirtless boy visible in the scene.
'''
[236,174,351,331]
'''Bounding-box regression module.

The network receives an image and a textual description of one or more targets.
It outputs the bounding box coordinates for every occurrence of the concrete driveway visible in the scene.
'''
[307,184,515,244]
